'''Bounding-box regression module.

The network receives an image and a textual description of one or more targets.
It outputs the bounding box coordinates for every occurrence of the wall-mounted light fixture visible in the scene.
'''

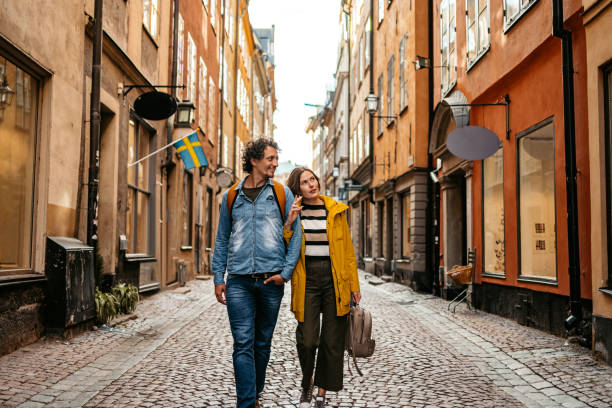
[0,75,15,121]
[412,55,447,71]
[365,93,397,124]
[176,100,196,127]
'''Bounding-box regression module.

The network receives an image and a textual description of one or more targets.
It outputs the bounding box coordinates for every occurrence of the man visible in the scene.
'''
[212,138,302,408]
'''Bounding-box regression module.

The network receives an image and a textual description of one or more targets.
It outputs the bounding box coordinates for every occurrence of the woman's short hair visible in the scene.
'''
[241,138,280,173]
[286,166,320,196]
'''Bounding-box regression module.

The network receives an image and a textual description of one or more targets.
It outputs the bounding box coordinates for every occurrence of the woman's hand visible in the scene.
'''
[284,195,302,229]
[352,292,362,305]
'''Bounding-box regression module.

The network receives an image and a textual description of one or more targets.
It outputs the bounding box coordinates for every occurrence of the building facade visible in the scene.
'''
[583,0,612,364]
[431,0,592,338]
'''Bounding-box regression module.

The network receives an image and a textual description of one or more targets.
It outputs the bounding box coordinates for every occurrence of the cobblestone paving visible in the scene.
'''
[0,273,610,407]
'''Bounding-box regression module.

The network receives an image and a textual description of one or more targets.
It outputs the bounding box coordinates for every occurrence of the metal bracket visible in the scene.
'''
[447,94,511,140]
[122,84,185,98]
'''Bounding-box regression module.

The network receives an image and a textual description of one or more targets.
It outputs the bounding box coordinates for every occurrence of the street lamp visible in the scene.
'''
[176,100,196,127]
[413,55,431,71]
[365,92,397,123]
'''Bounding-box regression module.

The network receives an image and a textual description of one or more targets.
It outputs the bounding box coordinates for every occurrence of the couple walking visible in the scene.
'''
[212,138,361,408]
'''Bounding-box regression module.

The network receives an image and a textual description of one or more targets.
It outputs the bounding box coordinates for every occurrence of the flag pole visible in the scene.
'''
[128,128,199,168]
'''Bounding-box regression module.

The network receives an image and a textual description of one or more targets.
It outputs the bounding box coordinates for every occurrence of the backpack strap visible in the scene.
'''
[226,182,241,222]
[227,180,286,223]
[271,180,286,222]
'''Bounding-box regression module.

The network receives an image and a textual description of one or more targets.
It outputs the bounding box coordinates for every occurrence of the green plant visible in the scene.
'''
[95,288,119,324]
[112,283,139,314]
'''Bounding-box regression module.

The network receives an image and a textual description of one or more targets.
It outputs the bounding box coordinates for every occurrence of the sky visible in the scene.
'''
[248,0,342,167]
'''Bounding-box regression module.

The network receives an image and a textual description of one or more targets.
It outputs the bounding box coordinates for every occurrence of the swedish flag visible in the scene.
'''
[175,131,208,170]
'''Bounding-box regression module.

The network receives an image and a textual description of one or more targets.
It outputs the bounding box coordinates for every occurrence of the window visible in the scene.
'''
[517,119,556,280]
[199,58,208,130]
[223,133,232,168]
[208,77,216,140]
[377,73,384,136]
[365,17,371,69]
[401,191,411,258]
[363,107,370,157]
[440,0,457,95]
[187,34,197,102]
[604,66,612,286]
[359,34,365,83]
[182,171,193,247]
[377,202,384,256]
[503,0,537,30]
[210,0,216,30]
[143,0,159,40]
[235,139,244,178]
[365,202,372,257]
[399,33,408,112]
[127,118,155,255]
[177,14,185,98]
[0,58,38,274]
[357,117,363,163]
[224,0,231,37]
[378,0,384,24]
[387,55,395,121]
[483,147,505,275]
[466,0,490,68]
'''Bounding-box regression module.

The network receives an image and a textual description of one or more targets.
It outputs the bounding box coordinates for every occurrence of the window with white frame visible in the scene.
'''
[440,0,457,95]
[377,73,384,136]
[199,58,208,130]
[224,0,230,37]
[210,0,216,30]
[466,0,490,67]
[143,0,159,40]
[177,14,185,98]
[399,32,408,112]
[365,17,371,69]
[363,107,370,157]
[378,0,384,24]
[503,0,538,30]
[387,54,395,121]
[187,34,197,102]
[359,34,365,83]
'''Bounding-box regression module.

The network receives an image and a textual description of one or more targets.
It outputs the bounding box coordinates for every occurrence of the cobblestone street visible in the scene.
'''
[0,273,610,408]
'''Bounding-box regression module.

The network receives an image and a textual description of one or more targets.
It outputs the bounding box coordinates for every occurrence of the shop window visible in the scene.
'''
[127,117,155,255]
[182,171,193,248]
[377,202,384,256]
[466,0,490,69]
[0,58,38,274]
[401,191,411,258]
[365,201,372,257]
[440,0,457,95]
[517,119,556,280]
[503,0,538,32]
[605,65,612,286]
[483,147,505,275]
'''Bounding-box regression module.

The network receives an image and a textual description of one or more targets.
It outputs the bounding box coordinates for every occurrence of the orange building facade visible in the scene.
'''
[431,0,592,336]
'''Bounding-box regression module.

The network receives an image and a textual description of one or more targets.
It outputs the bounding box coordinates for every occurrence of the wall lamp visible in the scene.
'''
[0,75,15,121]
[365,93,397,124]
[412,55,447,71]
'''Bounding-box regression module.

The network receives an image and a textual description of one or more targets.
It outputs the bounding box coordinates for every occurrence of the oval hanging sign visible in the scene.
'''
[446,126,501,160]
[133,91,178,120]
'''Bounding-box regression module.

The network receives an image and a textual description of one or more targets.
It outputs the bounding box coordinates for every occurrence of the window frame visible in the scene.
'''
[399,33,409,114]
[604,64,612,289]
[378,0,385,25]
[377,73,384,137]
[400,190,411,259]
[481,146,506,278]
[0,55,42,277]
[127,112,157,257]
[143,0,160,42]
[440,0,457,96]
[515,117,558,284]
[503,0,538,33]
[465,0,491,71]
[386,54,395,127]
[181,170,193,249]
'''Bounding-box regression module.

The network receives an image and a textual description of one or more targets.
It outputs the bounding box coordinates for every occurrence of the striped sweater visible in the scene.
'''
[300,203,329,258]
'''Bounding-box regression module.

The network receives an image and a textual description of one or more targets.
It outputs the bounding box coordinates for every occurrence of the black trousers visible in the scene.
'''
[296,257,347,392]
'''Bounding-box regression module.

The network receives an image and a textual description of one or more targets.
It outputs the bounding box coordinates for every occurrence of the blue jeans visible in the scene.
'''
[226,274,285,408]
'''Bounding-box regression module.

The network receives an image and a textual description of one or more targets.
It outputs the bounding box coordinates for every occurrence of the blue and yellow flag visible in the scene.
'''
[174,131,208,170]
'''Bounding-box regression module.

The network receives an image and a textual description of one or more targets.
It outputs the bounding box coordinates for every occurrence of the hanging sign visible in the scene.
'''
[133,91,177,120]
[446,126,501,160]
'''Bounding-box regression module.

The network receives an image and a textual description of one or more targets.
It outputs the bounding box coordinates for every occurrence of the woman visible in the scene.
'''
[283,167,361,408]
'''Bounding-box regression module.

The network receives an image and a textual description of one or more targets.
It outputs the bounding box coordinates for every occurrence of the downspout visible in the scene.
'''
[87,0,103,247]
[426,0,439,296]
[552,0,582,336]
[164,0,179,169]
[219,0,226,168]
[368,0,374,176]
[232,0,240,172]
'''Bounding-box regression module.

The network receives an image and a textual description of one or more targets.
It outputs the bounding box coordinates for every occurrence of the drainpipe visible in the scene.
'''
[87,0,103,247]
[164,0,179,169]
[219,0,226,168]
[425,0,440,296]
[368,0,374,168]
[552,0,582,335]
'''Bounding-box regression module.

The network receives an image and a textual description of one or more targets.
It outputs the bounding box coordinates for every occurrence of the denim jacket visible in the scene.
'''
[212,177,302,285]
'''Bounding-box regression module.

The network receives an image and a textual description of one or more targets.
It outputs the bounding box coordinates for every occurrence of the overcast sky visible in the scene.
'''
[248,0,342,167]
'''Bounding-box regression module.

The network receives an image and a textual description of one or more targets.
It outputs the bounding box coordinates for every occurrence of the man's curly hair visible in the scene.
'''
[241,138,280,173]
